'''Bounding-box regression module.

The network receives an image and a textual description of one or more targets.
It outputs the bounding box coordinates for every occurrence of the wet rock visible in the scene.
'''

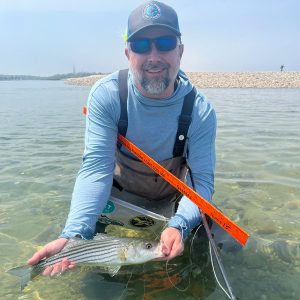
[286,201,300,210]
[255,223,277,235]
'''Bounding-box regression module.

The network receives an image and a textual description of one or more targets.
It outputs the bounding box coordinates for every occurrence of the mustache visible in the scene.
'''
[142,62,169,71]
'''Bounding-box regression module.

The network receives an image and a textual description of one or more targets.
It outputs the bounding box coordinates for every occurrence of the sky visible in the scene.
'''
[0,0,299,76]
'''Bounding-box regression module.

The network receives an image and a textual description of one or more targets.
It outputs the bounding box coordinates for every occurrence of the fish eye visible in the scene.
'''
[145,242,152,249]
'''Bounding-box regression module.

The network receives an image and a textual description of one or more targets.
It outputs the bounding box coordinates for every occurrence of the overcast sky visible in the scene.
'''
[1,0,299,76]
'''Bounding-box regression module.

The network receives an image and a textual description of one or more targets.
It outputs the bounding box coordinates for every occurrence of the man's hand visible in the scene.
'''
[27,238,75,276]
[159,227,184,260]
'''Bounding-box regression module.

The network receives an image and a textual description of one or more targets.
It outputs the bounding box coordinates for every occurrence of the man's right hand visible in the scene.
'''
[27,238,76,276]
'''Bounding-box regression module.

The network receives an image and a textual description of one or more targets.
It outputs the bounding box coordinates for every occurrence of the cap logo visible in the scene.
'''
[143,3,161,19]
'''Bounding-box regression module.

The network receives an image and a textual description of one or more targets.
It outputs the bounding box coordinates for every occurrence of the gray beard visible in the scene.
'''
[131,67,170,95]
[141,73,170,95]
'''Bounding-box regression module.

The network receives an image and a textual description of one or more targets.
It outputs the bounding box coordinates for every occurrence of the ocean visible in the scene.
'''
[0,80,299,299]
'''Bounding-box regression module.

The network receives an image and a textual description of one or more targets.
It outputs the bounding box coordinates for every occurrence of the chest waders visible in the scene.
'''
[96,69,238,300]
[102,71,239,300]
[111,69,196,218]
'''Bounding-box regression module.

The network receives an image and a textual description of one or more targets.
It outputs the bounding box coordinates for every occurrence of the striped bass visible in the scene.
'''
[7,233,164,289]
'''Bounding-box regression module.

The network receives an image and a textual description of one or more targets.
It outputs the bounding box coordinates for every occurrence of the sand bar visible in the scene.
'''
[65,71,300,88]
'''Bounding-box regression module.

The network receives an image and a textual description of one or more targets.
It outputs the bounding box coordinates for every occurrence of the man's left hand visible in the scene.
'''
[159,227,184,260]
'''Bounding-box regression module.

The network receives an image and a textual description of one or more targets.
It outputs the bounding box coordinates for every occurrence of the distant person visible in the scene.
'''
[28,1,216,276]
[280,65,285,72]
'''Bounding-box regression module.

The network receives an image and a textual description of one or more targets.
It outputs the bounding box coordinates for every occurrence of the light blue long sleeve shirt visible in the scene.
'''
[60,70,216,240]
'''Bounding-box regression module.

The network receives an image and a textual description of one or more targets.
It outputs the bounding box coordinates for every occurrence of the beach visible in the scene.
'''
[65,71,300,88]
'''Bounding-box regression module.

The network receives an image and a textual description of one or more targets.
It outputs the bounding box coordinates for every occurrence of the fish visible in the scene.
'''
[7,233,164,289]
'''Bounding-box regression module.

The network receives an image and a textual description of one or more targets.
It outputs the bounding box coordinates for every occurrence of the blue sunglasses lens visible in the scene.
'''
[156,36,178,51]
[130,36,178,54]
[130,39,151,54]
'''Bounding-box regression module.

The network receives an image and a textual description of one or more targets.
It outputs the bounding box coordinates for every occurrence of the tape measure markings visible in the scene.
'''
[118,134,249,246]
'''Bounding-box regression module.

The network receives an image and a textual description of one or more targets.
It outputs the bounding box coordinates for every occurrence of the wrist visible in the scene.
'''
[168,214,190,241]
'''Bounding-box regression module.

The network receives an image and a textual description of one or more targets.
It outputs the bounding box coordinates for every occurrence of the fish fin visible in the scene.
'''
[94,233,112,240]
[107,266,121,277]
[62,237,85,251]
[93,233,121,244]
[6,265,33,290]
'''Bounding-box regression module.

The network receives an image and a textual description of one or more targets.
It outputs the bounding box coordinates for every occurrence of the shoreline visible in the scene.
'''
[65,71,300,88]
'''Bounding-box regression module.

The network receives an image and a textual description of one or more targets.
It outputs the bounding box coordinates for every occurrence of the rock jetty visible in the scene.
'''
[65,71,300,88]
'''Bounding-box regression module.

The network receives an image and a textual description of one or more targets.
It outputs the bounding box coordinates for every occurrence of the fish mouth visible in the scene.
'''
[155,243,166,259]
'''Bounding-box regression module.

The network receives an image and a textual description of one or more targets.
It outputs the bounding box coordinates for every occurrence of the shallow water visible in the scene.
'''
[0,81,299,299]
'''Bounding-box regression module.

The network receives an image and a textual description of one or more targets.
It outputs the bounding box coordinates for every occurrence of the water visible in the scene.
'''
[0,80,299,299]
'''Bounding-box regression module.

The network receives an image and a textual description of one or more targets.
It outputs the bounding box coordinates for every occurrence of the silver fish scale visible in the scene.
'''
[39,238,127,268]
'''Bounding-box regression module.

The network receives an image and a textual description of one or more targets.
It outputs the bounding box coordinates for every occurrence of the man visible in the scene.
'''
[28,1,216,276]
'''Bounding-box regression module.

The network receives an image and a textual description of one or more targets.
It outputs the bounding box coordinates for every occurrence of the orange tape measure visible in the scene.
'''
[83,106,249,245]
[118,134,249,246]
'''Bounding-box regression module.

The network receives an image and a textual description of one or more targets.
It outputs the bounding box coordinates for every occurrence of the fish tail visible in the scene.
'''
[6,265,36,290]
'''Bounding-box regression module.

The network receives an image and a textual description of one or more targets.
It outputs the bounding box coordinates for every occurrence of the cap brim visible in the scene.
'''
[127,24,181,41]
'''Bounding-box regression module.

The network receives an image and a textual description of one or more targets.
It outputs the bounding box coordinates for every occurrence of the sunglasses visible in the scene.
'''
[129,36,178,54]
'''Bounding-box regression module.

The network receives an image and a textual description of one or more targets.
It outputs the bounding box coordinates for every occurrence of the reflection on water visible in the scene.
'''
[0,81,299,299]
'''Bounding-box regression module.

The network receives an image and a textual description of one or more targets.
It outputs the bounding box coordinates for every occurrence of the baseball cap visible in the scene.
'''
[126,1,181,42]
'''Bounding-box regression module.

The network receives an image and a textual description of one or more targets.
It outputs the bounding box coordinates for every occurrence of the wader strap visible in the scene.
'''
[173,87,196,157]
[112,178,123,191]
[117,69,196,157]
[117,69,129,149]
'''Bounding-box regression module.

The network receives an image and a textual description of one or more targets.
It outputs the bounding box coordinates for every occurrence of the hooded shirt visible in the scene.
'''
[60,70,216,240]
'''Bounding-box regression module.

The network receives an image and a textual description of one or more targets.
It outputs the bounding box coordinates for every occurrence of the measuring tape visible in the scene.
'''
[118,134,249,246]
[83,106,249,245]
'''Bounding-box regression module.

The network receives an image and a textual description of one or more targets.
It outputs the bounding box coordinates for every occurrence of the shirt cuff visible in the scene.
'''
[59,222,94,240]
[168,214,191,241]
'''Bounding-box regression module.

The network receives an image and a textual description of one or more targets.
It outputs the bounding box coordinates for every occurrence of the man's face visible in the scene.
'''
[125,27,184,99]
